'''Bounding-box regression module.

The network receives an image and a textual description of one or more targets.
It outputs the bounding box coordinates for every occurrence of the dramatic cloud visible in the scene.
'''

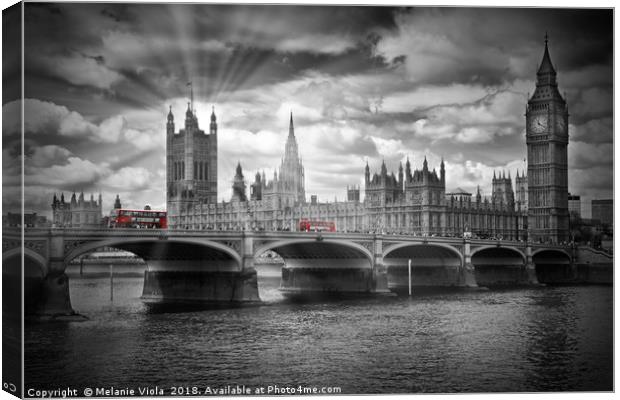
[47,54,122,89]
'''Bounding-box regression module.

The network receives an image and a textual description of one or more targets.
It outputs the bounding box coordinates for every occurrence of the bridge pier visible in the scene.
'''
[372,238,390,294]
[459,262,479,288]
[32,256,78,318]
[524,246,540,285]
[460,242,478,288]
[239,235,261,302]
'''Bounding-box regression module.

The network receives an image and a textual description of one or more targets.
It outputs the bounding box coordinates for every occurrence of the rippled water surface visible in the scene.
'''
[24,270,612,394]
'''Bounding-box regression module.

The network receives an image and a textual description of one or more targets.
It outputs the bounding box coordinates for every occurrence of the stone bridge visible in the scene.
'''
[3,228,575,316]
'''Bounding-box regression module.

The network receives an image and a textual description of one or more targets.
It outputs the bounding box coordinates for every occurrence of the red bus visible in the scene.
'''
[299,219,336,232]
[109,208,167,229]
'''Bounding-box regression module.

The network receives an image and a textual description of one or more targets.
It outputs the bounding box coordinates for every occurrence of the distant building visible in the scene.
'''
[446,188,472,202]
[5,212,49,227]
[591,199,613,226]
[231,162,248,203]
[568,193,581,218]
[347,185,360,202]
[52,192,103,228]
[113,194,122,209]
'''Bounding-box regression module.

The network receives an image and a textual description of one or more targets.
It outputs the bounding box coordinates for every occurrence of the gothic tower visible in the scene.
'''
[283,112,305,204]
[166,93,218,228]
[492,171,515,209]
[231,162,247,202]
[526,35,569,243]
[515,170,528,211]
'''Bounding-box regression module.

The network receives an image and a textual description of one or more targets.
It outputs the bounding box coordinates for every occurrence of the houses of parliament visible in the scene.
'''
[166,38,570,244]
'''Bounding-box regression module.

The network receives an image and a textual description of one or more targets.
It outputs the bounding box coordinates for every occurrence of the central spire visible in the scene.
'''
[289,111,295,138]
[537,33,557,79]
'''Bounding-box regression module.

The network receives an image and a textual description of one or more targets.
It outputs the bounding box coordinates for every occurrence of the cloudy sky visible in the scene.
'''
[2,4,613,218]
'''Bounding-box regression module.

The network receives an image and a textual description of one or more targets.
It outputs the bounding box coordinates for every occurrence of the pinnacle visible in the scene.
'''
[537,33,556,76]
[288,111,295,137]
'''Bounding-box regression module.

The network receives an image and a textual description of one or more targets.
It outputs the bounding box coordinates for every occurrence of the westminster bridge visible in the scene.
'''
[2,227,588,316]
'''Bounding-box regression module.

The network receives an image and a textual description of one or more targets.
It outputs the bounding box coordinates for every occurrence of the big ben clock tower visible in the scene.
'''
[526,35,569,243]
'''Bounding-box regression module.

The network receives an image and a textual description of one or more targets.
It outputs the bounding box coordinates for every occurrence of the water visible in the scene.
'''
[24,269,612,394]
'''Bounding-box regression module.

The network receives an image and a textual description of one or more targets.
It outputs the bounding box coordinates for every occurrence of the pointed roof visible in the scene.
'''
[288,111,295,138]
[537,33,556,76]
[211,106,216,122]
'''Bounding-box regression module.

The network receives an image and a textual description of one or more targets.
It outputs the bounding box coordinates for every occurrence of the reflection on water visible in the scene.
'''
[24,266,612,394]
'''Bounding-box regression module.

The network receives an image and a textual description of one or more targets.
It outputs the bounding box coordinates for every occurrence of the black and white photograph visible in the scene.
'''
[1,1,615,397]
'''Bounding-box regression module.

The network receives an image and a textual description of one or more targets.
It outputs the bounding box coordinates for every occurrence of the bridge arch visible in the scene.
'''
[382,242,464,289]
[532,248,572,284]
[532,248,572,261]
[470,245,525,262]
[2,247,47,277]
[254,238,375,294]
[64,237,243,267]
[470,246,527,286]
[3,248,48,314]
[383,242,464,265]
[254,238,374,265]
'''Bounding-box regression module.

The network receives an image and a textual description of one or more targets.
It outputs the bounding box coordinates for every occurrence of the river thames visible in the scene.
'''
[24,266,612,394]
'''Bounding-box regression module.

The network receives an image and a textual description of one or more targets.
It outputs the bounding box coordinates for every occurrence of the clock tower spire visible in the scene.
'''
[525,34,569,244]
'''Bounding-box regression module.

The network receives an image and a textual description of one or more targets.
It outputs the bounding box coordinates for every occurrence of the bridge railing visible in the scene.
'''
[13,227,572,251]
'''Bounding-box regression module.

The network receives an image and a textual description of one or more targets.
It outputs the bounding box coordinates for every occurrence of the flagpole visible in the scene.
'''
[187,81,193,113]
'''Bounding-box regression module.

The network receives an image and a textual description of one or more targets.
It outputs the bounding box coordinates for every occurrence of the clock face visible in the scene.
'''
[529,115,548,133]
[555,117,566,132]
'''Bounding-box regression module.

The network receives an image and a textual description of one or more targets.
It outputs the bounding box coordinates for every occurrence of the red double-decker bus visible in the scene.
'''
[299,219,336,232]
[109,207,167,229]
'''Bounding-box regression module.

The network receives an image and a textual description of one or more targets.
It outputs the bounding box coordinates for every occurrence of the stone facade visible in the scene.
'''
[51,192,102,228]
